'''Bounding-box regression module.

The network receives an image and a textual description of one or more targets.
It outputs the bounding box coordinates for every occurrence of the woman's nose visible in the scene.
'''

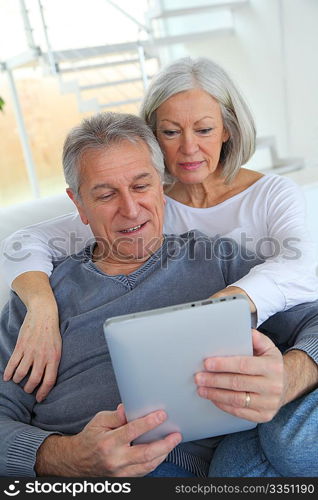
[180,132,199,155]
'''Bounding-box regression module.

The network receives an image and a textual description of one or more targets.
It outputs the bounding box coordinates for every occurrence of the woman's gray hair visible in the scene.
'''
[140,57,256,183]
[63,112,165,196]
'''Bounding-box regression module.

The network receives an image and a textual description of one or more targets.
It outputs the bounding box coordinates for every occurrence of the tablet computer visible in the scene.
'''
[104,294,256,444]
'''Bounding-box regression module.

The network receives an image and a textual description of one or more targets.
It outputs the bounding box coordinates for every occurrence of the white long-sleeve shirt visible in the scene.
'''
[1,174,317,325]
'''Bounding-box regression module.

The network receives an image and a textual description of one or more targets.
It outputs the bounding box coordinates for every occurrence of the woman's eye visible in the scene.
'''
[197,128,213,135]
[161,130,179,138]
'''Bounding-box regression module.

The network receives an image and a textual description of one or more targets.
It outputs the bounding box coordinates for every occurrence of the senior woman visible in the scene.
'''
[1,59,317,474]
[141,57,317,314]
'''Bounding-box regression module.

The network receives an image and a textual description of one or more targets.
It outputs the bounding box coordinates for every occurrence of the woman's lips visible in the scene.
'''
[177,161,204,171]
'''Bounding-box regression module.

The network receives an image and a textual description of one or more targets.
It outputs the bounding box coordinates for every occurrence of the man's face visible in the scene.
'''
[68,140,165,265]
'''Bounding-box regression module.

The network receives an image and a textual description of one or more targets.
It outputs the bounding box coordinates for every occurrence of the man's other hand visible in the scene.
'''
[195,329,285,423]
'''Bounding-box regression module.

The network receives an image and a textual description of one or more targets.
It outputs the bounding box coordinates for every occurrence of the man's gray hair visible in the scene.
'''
[140,57,256,183]
[63,112,165,196]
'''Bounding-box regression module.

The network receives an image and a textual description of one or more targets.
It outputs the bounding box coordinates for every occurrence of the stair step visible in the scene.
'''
[51,28,233,63]
[149,1,249,20]
[58,57,141,73]
[79,77,142,91]
[100,97,141,109]
[153,28,234,47]
[52,44,145,62]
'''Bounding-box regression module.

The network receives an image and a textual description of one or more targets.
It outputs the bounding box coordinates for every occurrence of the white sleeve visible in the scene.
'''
[230,176,318,326]
[0,212,93,287]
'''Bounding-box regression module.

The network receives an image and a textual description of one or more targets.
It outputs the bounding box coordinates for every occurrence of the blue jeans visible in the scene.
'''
[147,462,196,477]
[209,388,318,477]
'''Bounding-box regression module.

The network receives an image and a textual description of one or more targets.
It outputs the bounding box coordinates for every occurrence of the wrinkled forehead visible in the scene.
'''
[78,139,159,190]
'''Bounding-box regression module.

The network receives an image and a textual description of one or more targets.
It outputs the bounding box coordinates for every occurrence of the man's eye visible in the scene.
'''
[135,184,149,190]
[99,193,113,200]
[196,128,213,135]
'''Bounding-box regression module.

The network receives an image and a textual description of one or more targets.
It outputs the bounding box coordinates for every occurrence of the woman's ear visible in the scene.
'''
[223,128,230,142]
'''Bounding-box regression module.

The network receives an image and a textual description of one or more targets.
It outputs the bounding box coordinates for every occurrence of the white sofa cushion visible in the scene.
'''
[0,193,75,310]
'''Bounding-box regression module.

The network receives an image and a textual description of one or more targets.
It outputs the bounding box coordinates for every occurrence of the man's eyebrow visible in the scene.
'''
[91,183,113,192]
[91,173,153,192]
[133,172,153,181]
[158,116,215,126]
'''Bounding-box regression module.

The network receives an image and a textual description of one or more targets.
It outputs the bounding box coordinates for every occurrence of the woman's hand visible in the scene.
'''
[3,299,61,402]
[3,272,62,402]
[210,285,256,313]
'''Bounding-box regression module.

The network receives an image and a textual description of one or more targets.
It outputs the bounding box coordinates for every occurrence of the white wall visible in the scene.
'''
[282,0,318,169]
[156,0,318,170]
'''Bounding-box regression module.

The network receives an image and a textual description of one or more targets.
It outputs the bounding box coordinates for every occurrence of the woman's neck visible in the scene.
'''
[165,172,231,208]
[164,168,264,208]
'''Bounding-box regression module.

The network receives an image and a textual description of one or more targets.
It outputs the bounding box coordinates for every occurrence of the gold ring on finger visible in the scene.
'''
[244,392,251,408]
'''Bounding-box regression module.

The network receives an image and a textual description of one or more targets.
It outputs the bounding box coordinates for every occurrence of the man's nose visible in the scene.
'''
[120,192,140,219]
[180,132,199,155]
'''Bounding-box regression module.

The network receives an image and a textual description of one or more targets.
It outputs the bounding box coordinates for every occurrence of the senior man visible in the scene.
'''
[0,113,317,478]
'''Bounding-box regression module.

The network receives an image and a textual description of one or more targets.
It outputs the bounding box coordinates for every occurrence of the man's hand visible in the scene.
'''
[210,286,256,313]
[36,405,182,477]
[195,329,285,423]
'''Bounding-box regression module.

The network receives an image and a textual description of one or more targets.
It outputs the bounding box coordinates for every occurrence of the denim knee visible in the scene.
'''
[258,389,318,476]
[209,428,276,477]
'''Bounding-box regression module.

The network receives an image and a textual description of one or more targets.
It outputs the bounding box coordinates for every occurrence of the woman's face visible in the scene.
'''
[155,88,229,184]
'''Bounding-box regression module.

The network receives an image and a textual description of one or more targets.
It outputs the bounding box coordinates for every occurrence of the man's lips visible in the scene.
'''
[177,161,204,171]
[118,221,148,234]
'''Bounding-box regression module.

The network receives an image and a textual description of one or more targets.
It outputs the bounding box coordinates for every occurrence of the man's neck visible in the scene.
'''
[92,237,164,276]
